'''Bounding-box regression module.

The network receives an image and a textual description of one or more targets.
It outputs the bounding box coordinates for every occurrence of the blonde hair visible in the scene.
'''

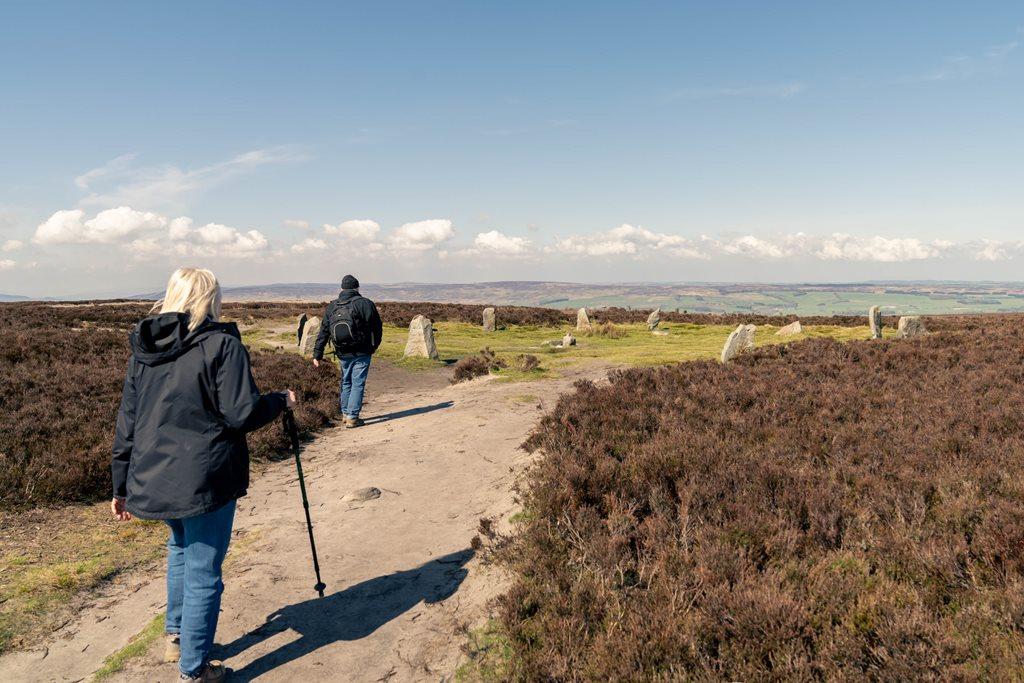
[153,267,223,331]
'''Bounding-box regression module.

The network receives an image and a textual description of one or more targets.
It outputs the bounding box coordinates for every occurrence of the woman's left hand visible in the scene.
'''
[111,497,132,521]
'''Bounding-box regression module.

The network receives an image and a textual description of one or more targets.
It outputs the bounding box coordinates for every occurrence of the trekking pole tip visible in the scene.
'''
[315,582,326,598]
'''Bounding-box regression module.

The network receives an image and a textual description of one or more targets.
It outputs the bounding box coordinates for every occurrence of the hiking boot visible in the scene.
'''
[164,634,180,663]
[180,661,227,682]
[344,416,365,429]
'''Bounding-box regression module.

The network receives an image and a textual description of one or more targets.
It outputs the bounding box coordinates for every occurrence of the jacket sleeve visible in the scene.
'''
[367,300,383,352]
[312,303,332,360]
[111,358,137,498]
[216,338,287,432]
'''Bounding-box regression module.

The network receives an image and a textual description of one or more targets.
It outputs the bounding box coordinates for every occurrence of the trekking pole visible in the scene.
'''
[282,408,327,598]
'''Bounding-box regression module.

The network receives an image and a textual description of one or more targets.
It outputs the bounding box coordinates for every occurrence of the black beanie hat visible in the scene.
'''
[341,274,360,290]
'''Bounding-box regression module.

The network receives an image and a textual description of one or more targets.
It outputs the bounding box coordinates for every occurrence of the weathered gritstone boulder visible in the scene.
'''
[482,307,496,332]
[869,305,883,339]
[404,314,439,359]
[646,308,661,330]
[296,313,308,346]
[651,329,669,336]
[342,486,381,503]
[776,320,802,336]
[897,316,927,339]
[299,316,321,355]
[576,308,592,332]
[720,324,756,363]
[562,333,577,347]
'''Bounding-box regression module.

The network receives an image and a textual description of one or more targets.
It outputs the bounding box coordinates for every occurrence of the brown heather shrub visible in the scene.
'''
[495,321,1024,680]
[451,348,505,384]
[509,354,541,373]
[582,321,627,338]
[0,312,339,510]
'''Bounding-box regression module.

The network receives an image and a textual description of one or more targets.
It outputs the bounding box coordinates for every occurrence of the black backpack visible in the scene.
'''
[327,298,367,353]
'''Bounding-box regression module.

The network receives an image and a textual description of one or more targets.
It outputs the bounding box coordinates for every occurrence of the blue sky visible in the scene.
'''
[0,1,1022,296]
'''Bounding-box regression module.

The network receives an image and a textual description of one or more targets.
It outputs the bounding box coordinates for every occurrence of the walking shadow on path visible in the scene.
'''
[363,401,453,425]
[215,549,473,681]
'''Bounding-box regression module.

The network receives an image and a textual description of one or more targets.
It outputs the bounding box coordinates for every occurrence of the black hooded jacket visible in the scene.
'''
[312,289,383,359]
[111,313,286,520]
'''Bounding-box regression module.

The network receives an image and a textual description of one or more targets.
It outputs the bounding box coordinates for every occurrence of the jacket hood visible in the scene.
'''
[130,313,240,366]
[336,289,361,302]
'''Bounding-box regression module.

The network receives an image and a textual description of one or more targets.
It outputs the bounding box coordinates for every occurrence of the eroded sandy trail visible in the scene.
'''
[0,363,605,682]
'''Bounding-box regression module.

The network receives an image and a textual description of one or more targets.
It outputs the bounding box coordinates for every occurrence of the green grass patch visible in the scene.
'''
[93,613,165,680]
[375,321,885,373]
[455,619,513,682]
[0,505,166,655]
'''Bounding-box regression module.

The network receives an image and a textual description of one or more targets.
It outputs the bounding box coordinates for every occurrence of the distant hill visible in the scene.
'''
[0,293,30,302]
[125,280,1024,316]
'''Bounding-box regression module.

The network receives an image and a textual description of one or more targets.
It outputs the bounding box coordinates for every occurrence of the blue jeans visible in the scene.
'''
[165,500,236,677]
[339,353,371,418]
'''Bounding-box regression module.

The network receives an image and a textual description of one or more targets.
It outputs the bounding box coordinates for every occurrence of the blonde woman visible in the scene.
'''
[111,268,296,682]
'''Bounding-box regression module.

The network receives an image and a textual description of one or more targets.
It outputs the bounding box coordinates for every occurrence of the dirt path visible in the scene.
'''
[0,361,606,682]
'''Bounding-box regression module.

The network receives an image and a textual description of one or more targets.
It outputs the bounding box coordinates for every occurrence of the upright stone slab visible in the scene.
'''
[299,316,321,356]
[404,314,439,359]
[897,316,926,339]
[482,307,496,332]
[776,320,802,336]
[720,324,756,363]
[646,308,661,330]
[296,313,308,346]
[869,306,883,339]
[576,308,592,332]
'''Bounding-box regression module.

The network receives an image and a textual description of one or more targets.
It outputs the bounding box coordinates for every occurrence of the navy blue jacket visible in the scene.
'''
[312,289,383,359]
[111,314,286,519]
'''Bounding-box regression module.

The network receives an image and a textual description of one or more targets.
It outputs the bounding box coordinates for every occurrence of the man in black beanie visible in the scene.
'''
[312,275,383,427]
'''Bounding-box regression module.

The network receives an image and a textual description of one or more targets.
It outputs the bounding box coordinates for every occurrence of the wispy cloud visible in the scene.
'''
[75,146,309,210]
[922,41,1019,81]
[665,82,807,102]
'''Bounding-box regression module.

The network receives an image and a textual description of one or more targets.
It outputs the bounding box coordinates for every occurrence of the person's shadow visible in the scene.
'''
[215,549,473,680]
[362,401,453,425]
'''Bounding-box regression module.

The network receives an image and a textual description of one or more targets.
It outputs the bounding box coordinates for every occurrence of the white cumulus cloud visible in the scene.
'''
[0,259,15,271]
[291,237,329,254]
[2,239,24,252]
[552,224,709,259]
[283,219,310,230]
[34,206,166,245]
[325,219,381,241]
[817,234,952,262]
[388,219,455,251]
[464,230,532,257]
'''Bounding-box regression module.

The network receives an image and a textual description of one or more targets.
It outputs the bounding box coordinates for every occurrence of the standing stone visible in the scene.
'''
[646,308,661,330]
[482,307,496,333]
[404,315,439,359]
[776,320,802,336]
[296,313,308,346]
[869,306,883,339]
[561,332,576,347]
[576,308,592,332]
[299,316,321,356]
[720,324,756,363]
[896,316,927,339]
